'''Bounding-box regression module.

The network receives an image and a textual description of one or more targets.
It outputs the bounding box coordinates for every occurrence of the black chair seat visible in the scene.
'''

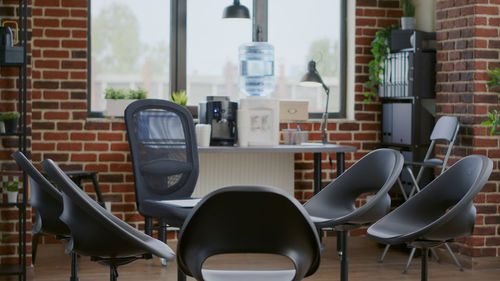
[177,185,321,281]
[368,155,492,281]
[304,148,404,281]
[139,199,196,227]
[41,159,175,281]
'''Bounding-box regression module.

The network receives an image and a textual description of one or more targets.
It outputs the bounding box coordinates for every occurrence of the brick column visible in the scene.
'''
[436,0,500,266]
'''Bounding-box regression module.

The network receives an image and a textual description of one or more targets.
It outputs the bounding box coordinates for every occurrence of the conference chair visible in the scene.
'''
[41,159,175,281]
[11,151,78,281]
[124,99,199,249]
[367,155,492,281]
[304,148,404,281]
[177,185,321,281]
[380,116,461,272]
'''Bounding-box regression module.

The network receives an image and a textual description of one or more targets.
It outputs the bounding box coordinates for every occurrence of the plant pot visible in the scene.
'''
[3,119,18,133]
[104,99,137,117]
[401,17,415,30]
[7,191,18,203]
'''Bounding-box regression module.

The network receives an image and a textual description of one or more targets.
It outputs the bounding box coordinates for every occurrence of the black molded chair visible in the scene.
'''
[177,185,321,281]
[382,116,461,272]
[367,155,492,281]
[11,151,79,281]
[41,159,175,281]
[124,99,199,246]
[304,148,404,281]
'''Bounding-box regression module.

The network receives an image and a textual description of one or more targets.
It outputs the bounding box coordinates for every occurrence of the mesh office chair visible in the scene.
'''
[124,99,199,244]
[379,116,461,272]
[368,155,492,281]
[177,185,321,281]
[11,151,79,281]
[41,159,175,281]
[304,148,404,281]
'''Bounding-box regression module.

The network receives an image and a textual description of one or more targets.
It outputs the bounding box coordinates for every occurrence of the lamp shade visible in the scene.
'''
[223,0,250,20]
[299,60,324,87]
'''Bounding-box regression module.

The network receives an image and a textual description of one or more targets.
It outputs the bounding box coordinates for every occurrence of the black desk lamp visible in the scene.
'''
[300,60,330,144]
[222,0,250,20]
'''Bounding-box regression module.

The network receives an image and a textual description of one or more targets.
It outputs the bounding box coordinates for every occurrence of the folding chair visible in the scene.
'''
[379,116,462,272]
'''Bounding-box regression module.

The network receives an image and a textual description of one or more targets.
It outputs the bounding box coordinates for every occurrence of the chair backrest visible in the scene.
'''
[430,116,459,142]
[124,99,199,209]
[41,159,175,260]
[367,155,492,245]
[304,148,404,225]
[425,116,460,173]
[177,185,321,281]
[11,151,69,236]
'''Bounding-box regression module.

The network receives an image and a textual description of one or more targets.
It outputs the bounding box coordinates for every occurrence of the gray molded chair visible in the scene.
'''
[11,151,79,281]
[124,99,199,245]
[367,155,492,281]
[41,159,175,281]
[177,185,321,281]
[304,148,404,281]
[381,116,461,272]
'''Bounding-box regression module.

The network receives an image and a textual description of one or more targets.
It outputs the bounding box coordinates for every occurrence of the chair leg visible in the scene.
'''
[397,178,408,201]
[379,244,390,263]
[403,248,416,274]
[109,265,118,281]
[337,230,348,281]
[430,248,440,263]
[421,248,429,281]
[144,217,153,236]
[158,219,169,268]
[70,252,79,281]
[445,243,464,271]
[32,233,40,265]
[178,267,186,281]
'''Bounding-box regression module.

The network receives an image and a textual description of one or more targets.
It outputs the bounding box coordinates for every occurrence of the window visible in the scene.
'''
[89,0,170,114]
[89,0,346,118]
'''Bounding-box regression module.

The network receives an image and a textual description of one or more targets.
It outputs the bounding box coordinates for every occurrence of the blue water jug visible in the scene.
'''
[239,42,275,96]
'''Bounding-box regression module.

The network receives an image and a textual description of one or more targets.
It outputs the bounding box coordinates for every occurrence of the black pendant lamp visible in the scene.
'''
[222,0,250,20]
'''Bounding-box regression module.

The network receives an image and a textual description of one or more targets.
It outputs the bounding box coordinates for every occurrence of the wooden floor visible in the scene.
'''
[11,236,500,281]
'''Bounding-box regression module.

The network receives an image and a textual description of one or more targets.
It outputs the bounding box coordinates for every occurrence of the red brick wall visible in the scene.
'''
[435,0,500,261]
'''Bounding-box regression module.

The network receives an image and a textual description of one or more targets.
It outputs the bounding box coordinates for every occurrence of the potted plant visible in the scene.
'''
[172,90,197,116]
[481,67,500,135]
[172,90,187,106]
[104,87,147,117]
[401,0,416,30]
[364,25,397,102]
[3,180,21,203]
[0,111,20,133]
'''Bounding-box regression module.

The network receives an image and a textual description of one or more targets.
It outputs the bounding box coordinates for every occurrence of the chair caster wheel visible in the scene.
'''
[160,258,169,267]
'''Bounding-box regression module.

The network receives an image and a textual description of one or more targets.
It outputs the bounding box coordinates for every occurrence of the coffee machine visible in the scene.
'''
[198,97,238,146]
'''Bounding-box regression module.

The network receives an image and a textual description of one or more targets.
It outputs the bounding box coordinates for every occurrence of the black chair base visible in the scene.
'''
[91,255,151,281]
[409,241,446,281]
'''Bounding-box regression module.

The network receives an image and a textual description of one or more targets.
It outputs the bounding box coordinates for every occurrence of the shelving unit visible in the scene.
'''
[380,29,436,193]
[0,1,28,280]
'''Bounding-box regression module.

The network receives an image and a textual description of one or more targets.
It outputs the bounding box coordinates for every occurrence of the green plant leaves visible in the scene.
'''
[364,25,397,102]
[172,90,187,106]
[486,67,500,90]
[482,109,500,136]
[104,87,147,99]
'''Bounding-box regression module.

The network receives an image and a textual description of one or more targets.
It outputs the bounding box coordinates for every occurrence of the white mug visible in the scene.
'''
[237,109,249,147]
[195,124,211,147]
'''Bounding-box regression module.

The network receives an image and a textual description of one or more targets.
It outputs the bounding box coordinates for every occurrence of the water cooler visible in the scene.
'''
[238,42,279,147]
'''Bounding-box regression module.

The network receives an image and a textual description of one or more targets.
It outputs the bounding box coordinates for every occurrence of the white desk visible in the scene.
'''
[194,144,357,197]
